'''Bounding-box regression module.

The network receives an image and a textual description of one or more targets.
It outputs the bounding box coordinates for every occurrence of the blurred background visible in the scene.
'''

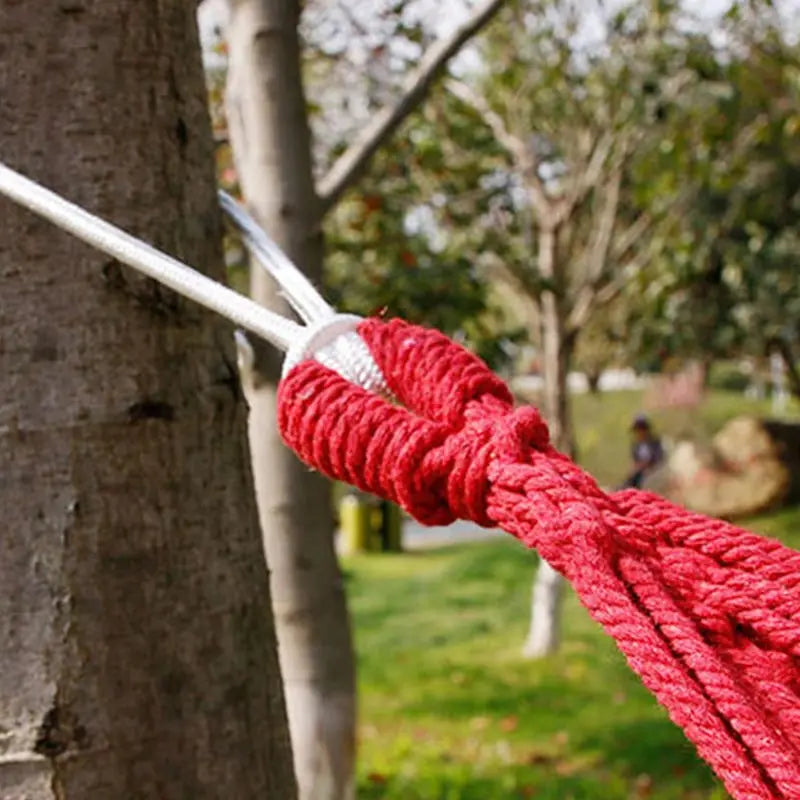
[203,1,800,797]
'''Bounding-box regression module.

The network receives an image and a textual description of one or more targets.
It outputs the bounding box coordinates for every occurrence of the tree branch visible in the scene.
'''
[316,0,508,214]
[586,168,622,282]
[565,130,614,213]
[566,212,654,336]
[610,209,653,261]
[566,251,648,334]
[446,78,553,221]
[565,169,622,333]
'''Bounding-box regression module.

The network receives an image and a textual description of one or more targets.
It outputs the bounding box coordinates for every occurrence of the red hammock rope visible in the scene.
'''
[278,317,800,800]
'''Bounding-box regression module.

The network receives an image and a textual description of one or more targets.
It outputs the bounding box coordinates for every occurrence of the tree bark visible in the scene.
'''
[538,227,576,455]
[523,225,574,659]
[0,2,295,798]
[225,2,356,798]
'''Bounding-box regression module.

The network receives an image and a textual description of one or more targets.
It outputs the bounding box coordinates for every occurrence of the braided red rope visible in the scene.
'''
[278,318,800,800]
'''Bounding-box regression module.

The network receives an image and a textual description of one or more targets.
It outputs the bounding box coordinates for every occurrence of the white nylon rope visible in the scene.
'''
[0,161,387,393]
[219,190,334,324]
[218,191,388,393]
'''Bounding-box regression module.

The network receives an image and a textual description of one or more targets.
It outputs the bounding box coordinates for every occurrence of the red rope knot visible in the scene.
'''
[277,317,800,800]
[276,317,551,527]
[358,317,551,526]
[488,403,550,459]
[412,403,551,528]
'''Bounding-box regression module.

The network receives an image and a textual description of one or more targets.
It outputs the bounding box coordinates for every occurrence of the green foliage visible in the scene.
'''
[323,1,735,378]
[323,96,524,369]
[622,15,800,369]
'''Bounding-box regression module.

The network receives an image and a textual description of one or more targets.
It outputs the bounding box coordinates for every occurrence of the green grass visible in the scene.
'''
[347,507,800,799]
[346,387,800,799]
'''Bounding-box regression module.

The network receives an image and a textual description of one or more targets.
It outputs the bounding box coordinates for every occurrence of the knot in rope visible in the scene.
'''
[278,317,550,526]
[399,402,550,527]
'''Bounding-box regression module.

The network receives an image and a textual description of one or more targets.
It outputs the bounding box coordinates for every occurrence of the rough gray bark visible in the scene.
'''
[225,2,356,798]
[0,2,296,798]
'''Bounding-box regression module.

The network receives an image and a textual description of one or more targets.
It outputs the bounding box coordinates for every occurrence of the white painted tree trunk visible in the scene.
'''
[225,2,355,798]
[523,559,565,657]
[0,1,295,796]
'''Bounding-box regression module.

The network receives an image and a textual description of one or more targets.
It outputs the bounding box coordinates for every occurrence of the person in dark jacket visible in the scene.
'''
[622,414,664,489]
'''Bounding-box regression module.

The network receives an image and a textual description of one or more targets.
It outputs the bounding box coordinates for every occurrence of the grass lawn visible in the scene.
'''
[345,388,800,799]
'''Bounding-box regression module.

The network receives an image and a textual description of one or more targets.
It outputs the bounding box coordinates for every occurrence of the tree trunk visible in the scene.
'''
[773,338,800,401]
[225,2,356,798]
[523,225,574,659]
[538,235,576,457]
[0,2,295,798]
[522,560,564,658]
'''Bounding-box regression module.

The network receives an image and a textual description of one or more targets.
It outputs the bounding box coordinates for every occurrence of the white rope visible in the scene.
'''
[0,162,301,351]
[219,190,334,324]
[0,162,389,394]
[218,191,388,391]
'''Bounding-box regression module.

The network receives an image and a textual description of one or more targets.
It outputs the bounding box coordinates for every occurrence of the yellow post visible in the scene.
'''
[339,493,372,554]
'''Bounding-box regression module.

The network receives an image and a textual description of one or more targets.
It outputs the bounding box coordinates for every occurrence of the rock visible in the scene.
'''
[645,415,799,519]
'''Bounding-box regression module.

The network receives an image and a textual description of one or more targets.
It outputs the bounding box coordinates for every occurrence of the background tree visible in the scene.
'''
[324,95,525,369]
[425,0,716,656]
[306,0,732,659]
[624,14,800,393]
[0,2,295,798]
[222,0,507,796]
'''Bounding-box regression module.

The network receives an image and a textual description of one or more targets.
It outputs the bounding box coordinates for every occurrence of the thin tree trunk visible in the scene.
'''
[523,225,574,659]
[773,338,800,401]
[0,2,295,798]
[225,2,356,798]
[522,560,564,658]
[538,232,576,457]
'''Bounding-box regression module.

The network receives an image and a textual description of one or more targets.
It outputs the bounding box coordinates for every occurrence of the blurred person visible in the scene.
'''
[622,414,663,489]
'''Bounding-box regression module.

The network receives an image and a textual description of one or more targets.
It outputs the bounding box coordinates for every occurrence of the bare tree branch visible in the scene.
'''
[566,168,623,331]
[565,130,614,212]
[316,0,509,213]
[446,78,555,222]
[567,250,649,334]
[610,208,653,261]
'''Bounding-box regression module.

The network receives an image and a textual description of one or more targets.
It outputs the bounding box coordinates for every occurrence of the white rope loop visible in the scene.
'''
[219,191,388,394]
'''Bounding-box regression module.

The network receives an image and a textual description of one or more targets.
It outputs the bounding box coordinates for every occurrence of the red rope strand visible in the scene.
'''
[277,318,800,800]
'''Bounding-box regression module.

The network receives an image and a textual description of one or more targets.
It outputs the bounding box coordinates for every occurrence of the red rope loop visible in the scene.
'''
[277,317,800,800]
